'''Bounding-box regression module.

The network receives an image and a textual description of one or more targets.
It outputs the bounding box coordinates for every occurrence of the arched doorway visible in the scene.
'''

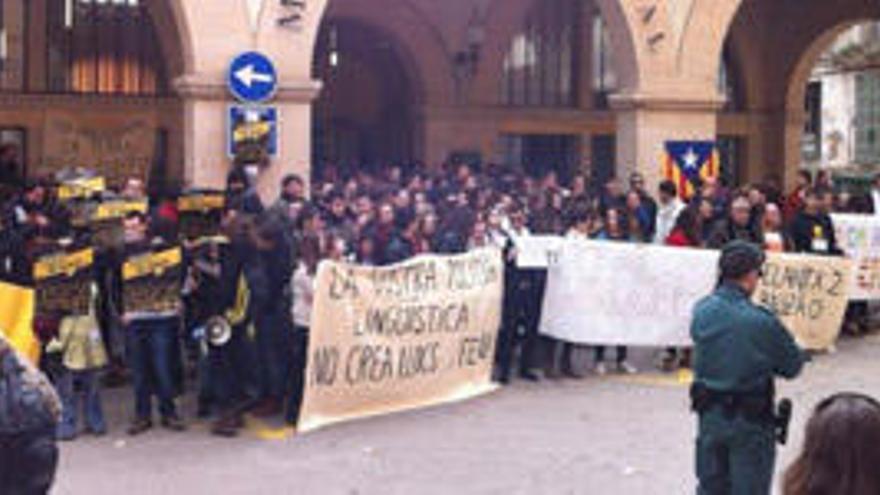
[312,18,420,179]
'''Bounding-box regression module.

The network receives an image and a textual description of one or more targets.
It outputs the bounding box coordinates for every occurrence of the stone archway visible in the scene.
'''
[311,17,425,176]
[144,0,194,79]
[720,0,880,186]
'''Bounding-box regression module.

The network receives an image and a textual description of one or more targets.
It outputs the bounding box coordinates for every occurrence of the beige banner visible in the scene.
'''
[299,248,503,433]
[757,252,852,350]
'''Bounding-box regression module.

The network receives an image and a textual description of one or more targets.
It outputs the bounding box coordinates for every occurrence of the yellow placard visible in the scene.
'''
[233,122,271,142]
[57,177,106,201]
[178,194,225,213]
[122,248,182,281]
[0,282,39,364]
[756,252,853,351]
[93,200,148,221]
[33,248,94,281]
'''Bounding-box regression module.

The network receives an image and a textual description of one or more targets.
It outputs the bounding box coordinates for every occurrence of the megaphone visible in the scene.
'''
[205,316,232,347]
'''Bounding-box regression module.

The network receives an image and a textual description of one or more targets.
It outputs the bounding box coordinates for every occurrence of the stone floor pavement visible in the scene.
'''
[54,333,880,495]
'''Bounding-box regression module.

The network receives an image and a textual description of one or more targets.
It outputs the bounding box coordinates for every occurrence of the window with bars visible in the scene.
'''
[501,0,579,107]
[46,0,167,95]
[855,73,880,164]
[592,14,616,108]
[718,48,743,112]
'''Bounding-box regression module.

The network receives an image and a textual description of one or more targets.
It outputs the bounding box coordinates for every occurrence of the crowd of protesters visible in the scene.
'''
[0,154,878,445]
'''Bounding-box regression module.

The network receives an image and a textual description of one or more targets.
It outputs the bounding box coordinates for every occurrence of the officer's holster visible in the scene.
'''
[690,382,793,445]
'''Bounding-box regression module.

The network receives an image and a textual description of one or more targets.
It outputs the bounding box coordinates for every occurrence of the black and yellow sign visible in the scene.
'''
[33,248,94,316]
[57,177,106,201]
[122,247,182,314]
[178,193,226,241]
[89,200,148,250]
[93,200,148,221]
[178,194,225,213]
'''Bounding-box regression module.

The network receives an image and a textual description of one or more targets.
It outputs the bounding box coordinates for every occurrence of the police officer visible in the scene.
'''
[690,241,808,495]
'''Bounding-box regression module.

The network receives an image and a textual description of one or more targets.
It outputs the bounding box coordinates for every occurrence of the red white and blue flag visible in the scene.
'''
[661,141,720,199]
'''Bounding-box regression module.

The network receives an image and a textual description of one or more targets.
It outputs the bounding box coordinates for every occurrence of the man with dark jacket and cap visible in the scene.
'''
[690,241,808,495]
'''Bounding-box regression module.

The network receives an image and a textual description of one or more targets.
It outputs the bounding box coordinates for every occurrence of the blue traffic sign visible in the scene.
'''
[228,51,278,103]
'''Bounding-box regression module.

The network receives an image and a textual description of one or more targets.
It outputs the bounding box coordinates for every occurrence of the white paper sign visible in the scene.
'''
[514,236,564,269]
[832,213,880,300]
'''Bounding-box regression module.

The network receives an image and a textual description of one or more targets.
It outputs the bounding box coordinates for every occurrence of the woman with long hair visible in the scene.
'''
[783,392,880,495]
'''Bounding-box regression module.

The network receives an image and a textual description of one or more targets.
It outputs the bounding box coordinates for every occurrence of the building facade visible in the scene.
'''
[804,22,880,173]
[0,0,877,199]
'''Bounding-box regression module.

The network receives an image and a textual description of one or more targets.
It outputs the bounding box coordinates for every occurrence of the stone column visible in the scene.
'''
[175,74,321,201]
[611,92,725,192]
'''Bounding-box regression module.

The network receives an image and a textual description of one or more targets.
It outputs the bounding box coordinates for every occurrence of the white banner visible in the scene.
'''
[832,213,880,300]
[539,240,717,347]
[539,240,851,350]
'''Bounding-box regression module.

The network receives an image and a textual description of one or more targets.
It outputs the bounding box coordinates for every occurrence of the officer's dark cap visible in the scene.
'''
[719,240,765,280]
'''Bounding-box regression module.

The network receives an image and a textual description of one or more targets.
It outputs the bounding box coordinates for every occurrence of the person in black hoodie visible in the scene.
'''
[198,209,256,436]
[245,213,293,417]
[788,188,840,256]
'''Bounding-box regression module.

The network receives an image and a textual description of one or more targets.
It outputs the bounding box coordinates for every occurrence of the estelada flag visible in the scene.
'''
[661,141,720,199]
[0,281,39,364]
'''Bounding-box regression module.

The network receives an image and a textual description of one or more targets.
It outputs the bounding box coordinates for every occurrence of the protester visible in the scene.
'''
[49,290,108,441]
[654,180,684,244]
[661,206,703,371]
[761,202,789,252]
[592,207,637,375]
[665,206,703,248]
[286,232,320,426]
[549,203,594,379]
[706,193,763,249]
[598,177,626,216]
[783,392,880,495]
[629,172,658,239]
[246,213,293,417]
[784,170,812,221]
[120,211,186,435]
[696,197,717,244]
[225,168,264,215]
[504,204,546,381]
[4,181,54,241]
[205,209,257,437]
[858,173,880,214]
[789,188,840,256]
[625,190,653,243]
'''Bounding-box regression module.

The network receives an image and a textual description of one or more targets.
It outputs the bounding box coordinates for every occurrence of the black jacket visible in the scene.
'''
[788,211,840,256]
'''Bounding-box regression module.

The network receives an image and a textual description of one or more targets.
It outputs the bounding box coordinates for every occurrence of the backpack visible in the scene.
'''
[0,338,61,434]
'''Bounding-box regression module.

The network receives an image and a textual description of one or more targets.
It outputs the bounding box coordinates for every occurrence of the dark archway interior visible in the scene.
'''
[312,19,417,178]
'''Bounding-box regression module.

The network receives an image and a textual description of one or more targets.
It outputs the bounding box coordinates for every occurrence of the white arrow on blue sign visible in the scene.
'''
[228,51,278,103]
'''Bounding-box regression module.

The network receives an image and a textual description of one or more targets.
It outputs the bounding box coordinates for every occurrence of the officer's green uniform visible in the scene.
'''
[691,244,806,495]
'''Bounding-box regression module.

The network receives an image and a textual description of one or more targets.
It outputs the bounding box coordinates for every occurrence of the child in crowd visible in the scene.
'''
[49,286,108,440]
